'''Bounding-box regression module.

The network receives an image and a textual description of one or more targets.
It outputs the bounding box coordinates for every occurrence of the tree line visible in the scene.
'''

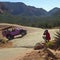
[0,13,60,29]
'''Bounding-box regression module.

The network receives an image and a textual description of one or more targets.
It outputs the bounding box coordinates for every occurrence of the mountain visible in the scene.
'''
[0,2,60,17]
[0,2,47,16]
[48,7,60,16]
[0,2,8,13]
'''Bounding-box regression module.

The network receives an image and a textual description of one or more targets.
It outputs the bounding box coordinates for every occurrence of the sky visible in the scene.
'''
[0,0,60,11]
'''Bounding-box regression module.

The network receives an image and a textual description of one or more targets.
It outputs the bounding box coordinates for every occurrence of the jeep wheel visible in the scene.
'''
[21,31,27,36]
[6,35,14,40]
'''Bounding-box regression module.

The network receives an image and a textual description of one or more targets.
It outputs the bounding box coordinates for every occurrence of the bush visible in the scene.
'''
[0,39,7,44]
[46,41,54,49]
[54,30,60,48]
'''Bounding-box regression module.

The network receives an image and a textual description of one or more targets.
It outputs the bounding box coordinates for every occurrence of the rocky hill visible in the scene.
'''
[0,2,47,16]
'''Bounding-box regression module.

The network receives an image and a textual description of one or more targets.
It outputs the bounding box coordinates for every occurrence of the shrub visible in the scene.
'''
[0,39,7,44]
[54,29,60,48]
[46,41,54,49]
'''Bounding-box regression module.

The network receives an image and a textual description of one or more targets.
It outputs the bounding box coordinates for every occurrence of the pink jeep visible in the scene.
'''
[2,26,27,40]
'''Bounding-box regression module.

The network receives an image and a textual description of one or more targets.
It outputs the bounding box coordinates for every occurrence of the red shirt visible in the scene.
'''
[45,32,51,40]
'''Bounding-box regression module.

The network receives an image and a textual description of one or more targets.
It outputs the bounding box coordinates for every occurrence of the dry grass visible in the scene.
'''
[0,41,13,48]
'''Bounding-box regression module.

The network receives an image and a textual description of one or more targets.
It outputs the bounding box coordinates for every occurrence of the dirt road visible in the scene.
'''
[0,48,32,60]
[0,24,59,60]
[12,27,59,48]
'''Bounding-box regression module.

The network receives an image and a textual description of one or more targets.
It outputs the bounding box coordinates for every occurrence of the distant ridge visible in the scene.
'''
[0,2,60,16]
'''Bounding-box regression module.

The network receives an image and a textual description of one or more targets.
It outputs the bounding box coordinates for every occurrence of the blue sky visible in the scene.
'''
[0,0,60,11]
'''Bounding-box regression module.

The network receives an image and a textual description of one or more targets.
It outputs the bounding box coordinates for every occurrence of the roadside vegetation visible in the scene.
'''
[47,29,60,50]
[0,37,12,48]
[0,13,60,29]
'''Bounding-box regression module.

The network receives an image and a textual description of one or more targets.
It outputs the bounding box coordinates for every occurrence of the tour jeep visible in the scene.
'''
[2,26,27,40]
